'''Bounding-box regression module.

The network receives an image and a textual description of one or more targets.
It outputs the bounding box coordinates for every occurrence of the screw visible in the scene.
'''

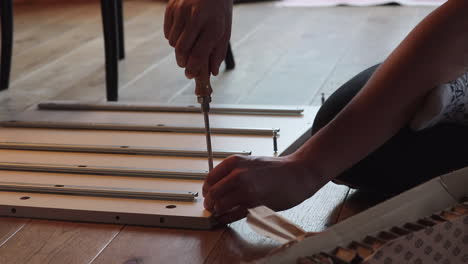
[273,131,278,153]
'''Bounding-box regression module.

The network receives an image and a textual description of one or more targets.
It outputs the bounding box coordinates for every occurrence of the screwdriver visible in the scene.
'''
[195,76,214,172]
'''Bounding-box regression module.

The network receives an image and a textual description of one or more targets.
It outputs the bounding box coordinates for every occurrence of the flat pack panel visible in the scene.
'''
[0,106,318,229]
[253,167,468,263]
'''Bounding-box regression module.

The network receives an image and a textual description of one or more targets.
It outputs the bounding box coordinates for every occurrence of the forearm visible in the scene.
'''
[292,0,468,180]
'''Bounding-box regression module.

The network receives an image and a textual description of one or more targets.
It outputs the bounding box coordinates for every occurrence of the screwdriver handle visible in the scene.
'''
[195,77,213,97]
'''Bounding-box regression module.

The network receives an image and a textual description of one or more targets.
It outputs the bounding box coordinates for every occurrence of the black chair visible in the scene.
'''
[100,0,124,101]
[1,0,236,102]
[0,0,13,93]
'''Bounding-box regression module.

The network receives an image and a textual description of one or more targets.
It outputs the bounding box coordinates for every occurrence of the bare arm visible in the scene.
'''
[203,0,468,223]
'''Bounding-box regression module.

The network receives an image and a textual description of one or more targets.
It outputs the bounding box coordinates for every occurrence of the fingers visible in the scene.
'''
[175,19,201,68]
[185,27,220,78]
[210,21,231,76]
[165,0,193,68]
[203,169,243,210]
[209,36,229,76]
[213,189,252,214]
[168,7,188,47]
[165,0,233,80]
[203,155,245,196]
[163,1,174,39]
[216,206,249,224]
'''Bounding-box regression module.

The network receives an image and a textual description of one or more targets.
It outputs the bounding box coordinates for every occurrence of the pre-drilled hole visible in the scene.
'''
[120,146,129,148]
[20,196,30,200]
[54,185,64,187]
[156,124,165,126]
[11,208,16,214]
[115,216,120,220]
[160,217,165,223]
[166,205,176,209]
[77,165,87,168]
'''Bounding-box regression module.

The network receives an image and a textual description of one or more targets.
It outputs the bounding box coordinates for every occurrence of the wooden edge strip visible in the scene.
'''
[0,162,207,180]
[0,142,251,158]
[0,181,197,201]
[0,205,215,229]
[0,120,280,136]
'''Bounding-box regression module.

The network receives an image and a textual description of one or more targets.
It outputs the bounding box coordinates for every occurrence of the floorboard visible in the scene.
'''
[90,226,223,264]
[0,220,122,264]
[309,6,434,105]
[0,218,29,247]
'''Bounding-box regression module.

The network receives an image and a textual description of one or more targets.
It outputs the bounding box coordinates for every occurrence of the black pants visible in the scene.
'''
[311,64,468,195]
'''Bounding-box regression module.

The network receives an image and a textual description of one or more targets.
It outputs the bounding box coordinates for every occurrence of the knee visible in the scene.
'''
[311,64,381,135]
[311,99,341,135]
[311,88,357,135]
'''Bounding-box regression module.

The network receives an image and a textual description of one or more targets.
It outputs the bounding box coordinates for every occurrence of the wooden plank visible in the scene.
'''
[5,1,166,113]
[237,7,368,106]
[205,183,349,263]
[10,3,67,33]
[0,120,280,136]
[0,141,251,158]
[0,127,274,157]
[0,220,121,264]
[10,1,149,82]
[0,105,314,229]
[0,181,197,201]
[1,106,318,157]
[0,217,29,246]
[309,6,435,105]
[51,1,170,101]
[12,2,95,52]
[0,170,213,229]
[90,226,224,264]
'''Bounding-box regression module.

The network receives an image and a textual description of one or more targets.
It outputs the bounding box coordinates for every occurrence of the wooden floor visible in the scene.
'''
[0,0,436,263]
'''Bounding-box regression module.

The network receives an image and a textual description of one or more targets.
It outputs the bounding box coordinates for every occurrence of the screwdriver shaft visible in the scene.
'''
[203,109,214,171]
[195,77,214,172]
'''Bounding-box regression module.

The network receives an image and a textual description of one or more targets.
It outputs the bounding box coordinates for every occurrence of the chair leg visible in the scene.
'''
[117,0,125,60]
[0,0,13,91]
[101,0,119,101]
[225,42,235,70]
